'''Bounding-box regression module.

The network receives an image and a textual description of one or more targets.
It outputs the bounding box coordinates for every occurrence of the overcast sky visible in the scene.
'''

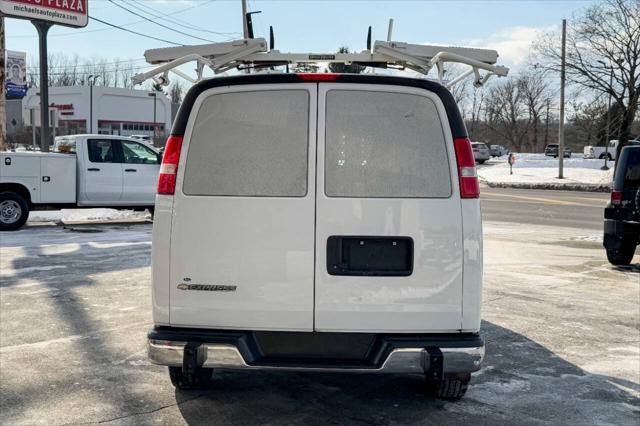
[5,0,595,78]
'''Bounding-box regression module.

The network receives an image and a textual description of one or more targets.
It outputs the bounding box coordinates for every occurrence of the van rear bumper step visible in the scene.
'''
[147,328,484,374]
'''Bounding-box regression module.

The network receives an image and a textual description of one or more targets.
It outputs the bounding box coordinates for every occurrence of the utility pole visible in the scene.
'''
[544,98,550,147]
[88,75,100,133]
[603,67,613,171]
[0,17,6,151]
[148,91,157,144]
[558,19,566,179]
[241,0,249,39]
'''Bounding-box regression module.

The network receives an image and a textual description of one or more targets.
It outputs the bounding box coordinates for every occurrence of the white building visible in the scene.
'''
[23,86,172,141]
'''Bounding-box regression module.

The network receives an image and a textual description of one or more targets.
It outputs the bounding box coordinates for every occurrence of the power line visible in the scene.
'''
[29,64,155,77]
[7,0,218,39]
[89,15,182,45]
[26,58,148,71]
[107,0,217,43]
[127,0,240,38]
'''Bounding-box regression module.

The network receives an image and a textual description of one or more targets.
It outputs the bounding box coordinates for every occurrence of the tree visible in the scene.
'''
[569,97,608,146]
[328,47,365,74]
[447,65,471,116]
[537,0,640,158]
[26,53,147,89]
[481,75,552,152]
[519,72,551,152]
[168,81,184,104]
[484,79,529,151]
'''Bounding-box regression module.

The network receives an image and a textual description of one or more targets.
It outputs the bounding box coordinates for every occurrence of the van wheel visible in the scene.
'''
[168,366,213,390]
[425,373,470,399]
[606,242,637,266]
[0,192,30,231]
[477,160,486,164]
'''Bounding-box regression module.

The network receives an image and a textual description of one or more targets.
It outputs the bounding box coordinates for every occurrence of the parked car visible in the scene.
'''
[471,142,491,164]
[489,144,508,157]
[148,74,485,399]
[0,134,160,230]
[584,139,640,160]
[604,145,640,265]
[544,144,571,158]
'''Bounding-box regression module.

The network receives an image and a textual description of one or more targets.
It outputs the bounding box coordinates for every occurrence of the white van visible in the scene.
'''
[148,74,484,399]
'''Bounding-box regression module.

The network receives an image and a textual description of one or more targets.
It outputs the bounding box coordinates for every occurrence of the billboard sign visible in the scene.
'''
[0,0,88,28]
[5,50,28,99]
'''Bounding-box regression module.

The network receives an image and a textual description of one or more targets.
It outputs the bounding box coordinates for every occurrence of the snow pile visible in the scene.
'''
[28,208,151,224]
[477,154,614,191]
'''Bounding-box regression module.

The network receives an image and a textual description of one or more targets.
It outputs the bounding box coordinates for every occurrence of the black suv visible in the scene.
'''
[604,146,640,265]
[544,144,572,158]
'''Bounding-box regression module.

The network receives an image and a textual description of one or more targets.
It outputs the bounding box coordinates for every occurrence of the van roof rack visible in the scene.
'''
[132,37,509,89]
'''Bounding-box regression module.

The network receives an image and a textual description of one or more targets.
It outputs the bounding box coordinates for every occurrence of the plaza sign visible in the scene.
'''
[0,0,89,151]
[0,0,88,28]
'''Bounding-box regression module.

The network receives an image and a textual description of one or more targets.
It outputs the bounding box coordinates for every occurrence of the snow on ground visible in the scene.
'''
[477,154,614,190]
[28,208,151,224]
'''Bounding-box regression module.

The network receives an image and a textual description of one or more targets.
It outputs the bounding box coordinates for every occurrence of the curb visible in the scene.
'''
[481,181,611,192]
[25,219,152,229]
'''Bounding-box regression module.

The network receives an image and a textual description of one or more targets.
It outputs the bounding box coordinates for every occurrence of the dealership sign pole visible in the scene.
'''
[0,0,88,151]
[33,20,50,150]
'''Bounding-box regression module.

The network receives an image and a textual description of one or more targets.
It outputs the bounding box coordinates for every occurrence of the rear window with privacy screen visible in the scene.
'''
[324,90,452,198]
[183,90,309,197]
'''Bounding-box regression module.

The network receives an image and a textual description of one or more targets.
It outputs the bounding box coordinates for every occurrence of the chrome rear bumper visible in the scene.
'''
[148,339,484,374]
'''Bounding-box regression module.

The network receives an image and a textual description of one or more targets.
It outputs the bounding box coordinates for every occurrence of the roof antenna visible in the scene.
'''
[269,26,275,50]
[245,10,262,39]
[366,26,372,52]
[387,18,394,41]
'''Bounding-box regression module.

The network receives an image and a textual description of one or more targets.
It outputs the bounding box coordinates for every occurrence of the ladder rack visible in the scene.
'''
[132,38,509,89]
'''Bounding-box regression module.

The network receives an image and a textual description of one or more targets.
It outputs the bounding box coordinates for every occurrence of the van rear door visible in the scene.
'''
[169,84,317,330]
[314,84,464,332]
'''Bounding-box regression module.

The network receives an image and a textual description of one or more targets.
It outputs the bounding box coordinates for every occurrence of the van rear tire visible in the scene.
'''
[425,373,470,399]
[0,191,30,231]
[168,366,213,390]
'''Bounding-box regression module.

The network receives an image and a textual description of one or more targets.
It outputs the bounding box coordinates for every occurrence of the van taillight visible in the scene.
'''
[454,137,480,198]
[611,191,622,205]
[157,135,183,195]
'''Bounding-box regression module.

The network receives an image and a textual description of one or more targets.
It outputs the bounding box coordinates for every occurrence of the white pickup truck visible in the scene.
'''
[584,139,640,160]
[0,134,160,230]
[583,140,621,160]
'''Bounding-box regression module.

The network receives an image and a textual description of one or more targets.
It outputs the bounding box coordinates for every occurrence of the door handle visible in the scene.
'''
[124,169,137,172]
[87,168,100,171]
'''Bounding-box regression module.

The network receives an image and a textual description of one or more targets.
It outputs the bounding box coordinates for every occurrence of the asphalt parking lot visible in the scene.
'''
[1,207,638,425]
